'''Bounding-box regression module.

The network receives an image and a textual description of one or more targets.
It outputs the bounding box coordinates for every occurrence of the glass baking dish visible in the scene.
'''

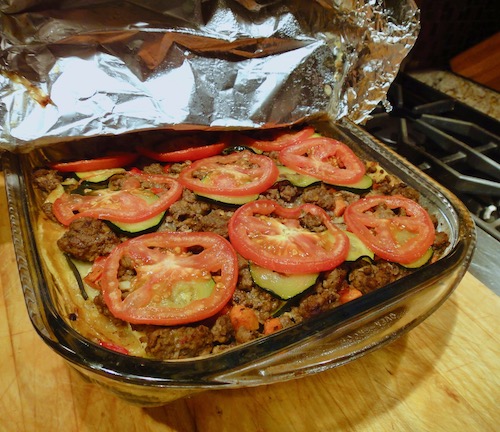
[2,119,476,406]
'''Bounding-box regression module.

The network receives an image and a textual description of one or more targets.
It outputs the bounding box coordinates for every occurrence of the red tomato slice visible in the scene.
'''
[178,150,279,197]
[228,199,349,274]
[98,232,238,325]
[136,135,228,162]
[53,172,183,226]
[84,255,107,289]
[243,126,316,152]
[50,152,139,172]
[344,195,436,264]
[278,137,366,185]
[98,340,129,355]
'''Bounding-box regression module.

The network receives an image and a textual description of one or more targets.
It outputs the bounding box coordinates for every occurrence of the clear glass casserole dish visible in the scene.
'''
[2,119,476,406]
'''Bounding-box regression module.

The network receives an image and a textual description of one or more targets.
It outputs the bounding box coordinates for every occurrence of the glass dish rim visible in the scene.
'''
[2,118,476,388]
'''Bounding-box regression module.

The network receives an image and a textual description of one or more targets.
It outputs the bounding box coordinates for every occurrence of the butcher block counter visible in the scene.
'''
[0,172,499,432]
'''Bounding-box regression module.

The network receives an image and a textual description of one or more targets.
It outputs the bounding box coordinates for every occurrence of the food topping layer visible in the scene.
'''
[33,127,449,360]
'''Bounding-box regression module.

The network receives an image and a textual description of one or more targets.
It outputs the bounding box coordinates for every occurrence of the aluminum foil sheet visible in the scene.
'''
[0,0,419,152]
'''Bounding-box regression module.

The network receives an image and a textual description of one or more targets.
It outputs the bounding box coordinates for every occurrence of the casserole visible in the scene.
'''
[2,119,475,406]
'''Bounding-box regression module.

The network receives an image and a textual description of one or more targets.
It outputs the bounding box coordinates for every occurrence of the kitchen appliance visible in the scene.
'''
[364,72,499,291]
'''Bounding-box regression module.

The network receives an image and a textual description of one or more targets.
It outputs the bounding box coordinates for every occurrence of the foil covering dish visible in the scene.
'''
[0,0,419,152]
[2,120,476,406]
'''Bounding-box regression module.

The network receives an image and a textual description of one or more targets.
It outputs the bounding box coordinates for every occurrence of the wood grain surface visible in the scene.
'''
[1,173,499,432]
[450,32,500,92]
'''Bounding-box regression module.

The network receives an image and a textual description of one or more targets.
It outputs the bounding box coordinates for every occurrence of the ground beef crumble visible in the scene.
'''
[57,217,121,262]
[33,169,62,193]
[142,325,214,360]
[348,260,411,292]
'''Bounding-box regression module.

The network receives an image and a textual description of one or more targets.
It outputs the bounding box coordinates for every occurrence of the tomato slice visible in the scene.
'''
[98,340,129,355]
[50,152,139,172]
[343,195,436,265]
[136,135,228,162]
[178,150,279,197]
[84,255,107,289]
[98,232,238,325]
[228,199,349,274]
[242,126,316,152]
[53,172,183,225]
[278,137,366,185]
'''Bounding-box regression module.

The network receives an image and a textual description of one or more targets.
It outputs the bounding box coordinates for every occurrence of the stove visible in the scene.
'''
[363,73,500,292]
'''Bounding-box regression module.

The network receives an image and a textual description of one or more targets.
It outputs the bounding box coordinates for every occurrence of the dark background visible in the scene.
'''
[405,0,499,71]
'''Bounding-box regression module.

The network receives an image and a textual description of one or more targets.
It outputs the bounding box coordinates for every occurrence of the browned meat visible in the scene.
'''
[41,202,59,223]
[320,267,348,292]
[162,189,212,232]
[301,184,338,211]
[93,293,128,328]
[295,269,346,319]
[236,256,254,291]
[433,231,450,258]
[107,173,127,190]
[348,260,411,293]
[33,169,62,193]
[372,177,420,201]
[232,286,282,321]
[210,314,234,344]
[143,325,214,359]
[390,184,421,201]
[161,188,235,236]
[166,161,190,175]
[301,185,360,213]
[300,212,326,232]
[200,209,233,237]
[57,217,121,262]
[142,163,164,175]
[297,290,340,319]
[273,182,300,203]
[234,326,259,344]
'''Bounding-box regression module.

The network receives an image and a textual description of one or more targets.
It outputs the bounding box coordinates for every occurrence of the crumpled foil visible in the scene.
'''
[0,0,419,152]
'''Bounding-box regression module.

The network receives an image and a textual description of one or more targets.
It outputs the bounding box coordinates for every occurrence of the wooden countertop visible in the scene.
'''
[1,172,499,432]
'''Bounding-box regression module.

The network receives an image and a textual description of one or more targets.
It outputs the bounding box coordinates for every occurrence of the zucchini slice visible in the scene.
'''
[401,248,434,269]
[108,191,166,235]
[345,231,374,261]
[249,263,319,300]
[277,166,372,190]
[168,278,216,308]
[75,168,125,183]
[277,166,320,187]
[196,192,259,205]
[109,213,165,235]
[329,174,373,191]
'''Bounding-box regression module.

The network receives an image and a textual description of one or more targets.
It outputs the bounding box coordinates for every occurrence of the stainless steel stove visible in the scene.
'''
[364,73,499,293]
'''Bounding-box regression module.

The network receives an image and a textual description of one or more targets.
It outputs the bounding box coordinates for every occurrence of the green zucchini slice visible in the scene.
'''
[168,278,216,308]
[108,191,165,234]
[109,213,165,235]
[277,166,320,187]
[329,174,373,190]
[196,192,259,205]
[277,166,372,190]
[249,263,319,300]
[401,248,434,269]
[345,231,374,261]
[75,168,125,183]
